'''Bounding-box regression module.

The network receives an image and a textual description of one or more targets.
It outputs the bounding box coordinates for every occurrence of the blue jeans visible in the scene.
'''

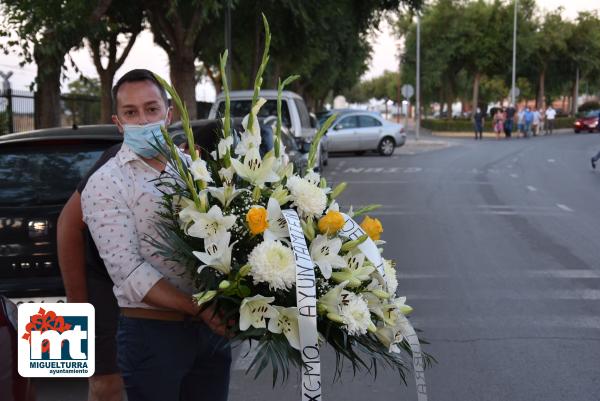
[117,316,231,401]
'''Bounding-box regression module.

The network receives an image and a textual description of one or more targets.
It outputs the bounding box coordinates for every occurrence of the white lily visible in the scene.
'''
[264,197,289,241]
[317,280,348,316]
[330,253,375,287]
[267,306,301,350]
[192,231,235,275]
[207,186,248,209]
[309,234,346,279]
[211,136,234,159]
[239,294,279,331]
[380,297,413,327]
[187,205,237,239]
[230,147,279,187]
[189,158,213,183]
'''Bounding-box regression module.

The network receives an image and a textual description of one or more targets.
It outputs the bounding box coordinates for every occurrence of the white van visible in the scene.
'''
[208,90,328,170]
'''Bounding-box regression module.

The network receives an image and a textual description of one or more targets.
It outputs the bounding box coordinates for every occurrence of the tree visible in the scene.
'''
[0,0,112,128]
[63,77,101,125]
[145,0,222,120]
[87,1,144,123]
[193,0,422,111]
[343,70,401,103]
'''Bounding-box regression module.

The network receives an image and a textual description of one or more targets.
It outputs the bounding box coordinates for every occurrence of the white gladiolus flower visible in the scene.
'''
[218,166,235,186]
[286,175,327,217]
[268,306,301,350]
[248,240,296,291]
[317,280,348,317]
[309,234,345,279]
[239,294,279,331]
[242,97,267,137]
[230,147,280,187]
[339,291,375,336]
[192,231,235,275]
[187,205,237,239]
[264,197,289,241]
[211,136,234,159]
[383,259,398,295]
[234,132,261,156]
[177,197,200,226]
[189,158,213,182]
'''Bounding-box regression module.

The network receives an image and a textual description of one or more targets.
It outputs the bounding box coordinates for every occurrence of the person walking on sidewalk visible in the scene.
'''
[517,107,525,137]
[493,108,504,140]
[532,108,541,136]
[523,107,534,138]
[545,105,556,135]
[504,104,516,139]
[473,107,485,140]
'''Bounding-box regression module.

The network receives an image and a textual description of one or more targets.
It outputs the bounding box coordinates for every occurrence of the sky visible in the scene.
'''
[0,0,598,101]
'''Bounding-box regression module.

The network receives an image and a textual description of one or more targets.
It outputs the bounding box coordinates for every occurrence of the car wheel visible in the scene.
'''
[378,137,395,156]
[323,150,328,166]
[574,130,580,134]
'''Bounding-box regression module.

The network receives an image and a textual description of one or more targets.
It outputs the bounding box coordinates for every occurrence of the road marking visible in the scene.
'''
[341,167,422,174]
[556,204,574,212]
[526,185,537,192]
[548,159,556,163]
[526,269,600,278]
[510,173,519,178]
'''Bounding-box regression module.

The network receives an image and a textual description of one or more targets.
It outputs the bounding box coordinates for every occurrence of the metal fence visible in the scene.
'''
[0,89,213,135]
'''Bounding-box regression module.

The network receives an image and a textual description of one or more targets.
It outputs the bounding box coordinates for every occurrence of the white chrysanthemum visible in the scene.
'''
[248,240,296,291]
[383,259,398,295]
[339,291,373,336]
[286,175,327,217]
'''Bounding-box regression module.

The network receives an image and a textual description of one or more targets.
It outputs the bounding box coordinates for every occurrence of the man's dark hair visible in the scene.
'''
[111,69,169,113]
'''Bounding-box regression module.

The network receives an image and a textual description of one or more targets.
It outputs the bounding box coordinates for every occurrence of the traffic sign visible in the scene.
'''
[401,84,414,99]
[509,86,520,99]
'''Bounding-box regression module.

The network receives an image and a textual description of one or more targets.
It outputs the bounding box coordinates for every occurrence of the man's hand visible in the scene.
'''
[197,306,235,338]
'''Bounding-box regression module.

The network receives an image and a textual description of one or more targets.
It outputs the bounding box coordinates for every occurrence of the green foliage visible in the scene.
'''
[578,101,600,113]
[344,70,401,103]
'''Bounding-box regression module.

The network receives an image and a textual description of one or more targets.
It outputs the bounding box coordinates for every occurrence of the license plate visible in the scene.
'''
[9,296,67,306]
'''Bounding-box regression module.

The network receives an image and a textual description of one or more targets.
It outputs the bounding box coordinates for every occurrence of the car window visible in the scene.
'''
[335,116,358,130]
[294,99,311,129]
[0,142,112,206]
[358,115,382,128]
[217,100,292,128]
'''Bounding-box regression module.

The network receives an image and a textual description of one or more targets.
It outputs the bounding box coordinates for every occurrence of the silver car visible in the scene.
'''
[324,110,406,156]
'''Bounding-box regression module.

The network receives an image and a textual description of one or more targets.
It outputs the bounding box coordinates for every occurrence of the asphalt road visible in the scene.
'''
[36,132,600,400]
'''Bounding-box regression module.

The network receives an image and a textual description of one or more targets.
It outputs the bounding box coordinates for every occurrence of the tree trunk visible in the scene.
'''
[471,71,481,114]
[572,67,579,116]
[98,70,113,123]
[169,51,198,120]
[33,45,62,129]
[536,68,545,110]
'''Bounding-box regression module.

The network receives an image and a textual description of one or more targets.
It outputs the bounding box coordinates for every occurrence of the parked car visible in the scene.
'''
[0,125,123,304]
[574,110,599,133]
[208,90,328,171]
[320,110,406,156]
[0,295,34,401]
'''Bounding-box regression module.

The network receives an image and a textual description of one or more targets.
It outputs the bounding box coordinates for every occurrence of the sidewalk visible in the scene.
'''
[429,128,574,138]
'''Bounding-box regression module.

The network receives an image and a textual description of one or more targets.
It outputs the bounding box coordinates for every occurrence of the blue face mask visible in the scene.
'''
[122,120,167,158]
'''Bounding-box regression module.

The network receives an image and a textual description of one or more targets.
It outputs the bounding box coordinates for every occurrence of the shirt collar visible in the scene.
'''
[117,143,142,166]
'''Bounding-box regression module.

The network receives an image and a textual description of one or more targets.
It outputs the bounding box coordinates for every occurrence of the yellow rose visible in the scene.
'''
[246,206,269,235]
[360,216,383,241]
[318,210,345,234]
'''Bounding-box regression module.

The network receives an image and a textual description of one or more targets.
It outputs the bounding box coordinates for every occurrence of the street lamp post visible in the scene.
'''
[225,0,232,86]
[416,12,421,140]
[511,0,518,107]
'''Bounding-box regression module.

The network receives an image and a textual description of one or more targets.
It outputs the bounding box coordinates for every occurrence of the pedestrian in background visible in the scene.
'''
[532,108,541,136]
[493,108,504,140]
[517,107,525,137]
[545,105,556,135]
[504,104,516,139]
[523,107,534,138]
[473,107,485,140]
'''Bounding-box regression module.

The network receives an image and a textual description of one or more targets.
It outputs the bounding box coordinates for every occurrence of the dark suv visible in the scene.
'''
[0,125,122,304]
